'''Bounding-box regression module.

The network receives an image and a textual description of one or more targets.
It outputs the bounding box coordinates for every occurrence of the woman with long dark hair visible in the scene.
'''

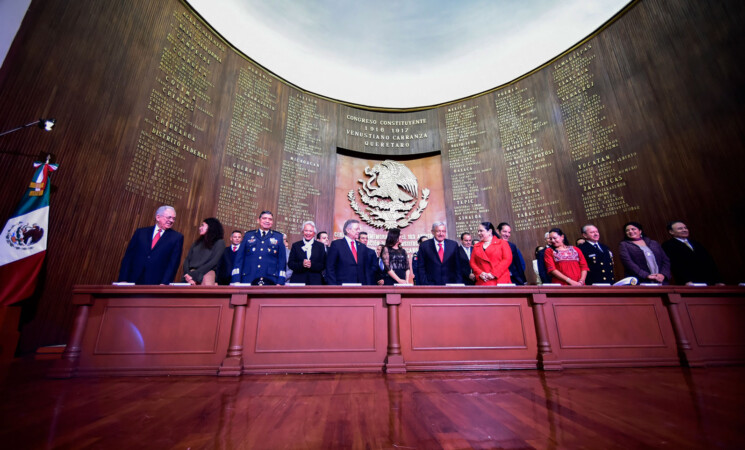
[470,221,512,285]
[618,221,670,284]
[544,227,588,286]
[182,217,225,286]
[380,228,410,285]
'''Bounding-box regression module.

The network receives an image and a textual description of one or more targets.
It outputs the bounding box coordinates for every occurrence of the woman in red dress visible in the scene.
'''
[470,222,512,285]
[544,228,589,286]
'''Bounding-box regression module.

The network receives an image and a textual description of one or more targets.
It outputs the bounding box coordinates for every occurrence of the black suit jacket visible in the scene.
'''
[118,226,184,285]
[578,241,615,284]
[457,246,475,285]
[506,241,527,285]
[416,238,461,285]
[325,238,373,285]
[287,239,327,285]
[662,238,722,285]
[537,248,550,283]
[217,245,239,285]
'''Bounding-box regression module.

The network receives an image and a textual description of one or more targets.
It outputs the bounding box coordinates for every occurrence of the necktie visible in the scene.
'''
[151,229,162,249]
[351,241,358,263]
[438,242,444,262]
[232,245,237,252]
[261,231,266,238]
[594,243,601,253]
[684,240,693,250]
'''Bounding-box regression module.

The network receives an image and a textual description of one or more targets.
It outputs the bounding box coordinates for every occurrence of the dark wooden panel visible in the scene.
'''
[255,304,377,352]
[686,303,745,346]
[553,303,668,348]
[399,293,539,370]
[336,105,440,156]
[47,285,745,377]
[667,288,745,366]
[75,292,234,376]
[539,289,680,368]
[241,294,388,373]
[409,304,528,350]
[95,304,222,354]
[0,0,743,355]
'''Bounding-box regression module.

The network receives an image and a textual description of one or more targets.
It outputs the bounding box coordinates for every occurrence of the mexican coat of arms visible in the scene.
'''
[348,160,429,230]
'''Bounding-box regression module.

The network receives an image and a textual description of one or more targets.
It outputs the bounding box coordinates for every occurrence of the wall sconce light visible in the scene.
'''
[0,118,57,137]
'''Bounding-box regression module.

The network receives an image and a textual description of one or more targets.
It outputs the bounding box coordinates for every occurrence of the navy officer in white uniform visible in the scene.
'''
[231,210,286,285]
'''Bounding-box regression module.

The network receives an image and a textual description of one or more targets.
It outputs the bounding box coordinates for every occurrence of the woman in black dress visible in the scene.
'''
[380,228,410,285]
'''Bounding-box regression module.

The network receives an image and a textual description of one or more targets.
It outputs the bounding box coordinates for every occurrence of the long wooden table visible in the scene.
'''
[49,285,745,377]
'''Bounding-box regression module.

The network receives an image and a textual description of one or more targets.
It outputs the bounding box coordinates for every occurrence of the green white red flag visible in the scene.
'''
[0,158,58,305]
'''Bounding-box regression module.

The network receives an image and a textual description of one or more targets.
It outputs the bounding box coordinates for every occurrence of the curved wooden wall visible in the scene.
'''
[0,0,743,353]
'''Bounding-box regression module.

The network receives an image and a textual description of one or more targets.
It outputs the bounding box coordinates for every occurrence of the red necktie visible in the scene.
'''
[152,229,162,249]
[351,241,358,263]
[232,245,237,252]
[438,242,444,262]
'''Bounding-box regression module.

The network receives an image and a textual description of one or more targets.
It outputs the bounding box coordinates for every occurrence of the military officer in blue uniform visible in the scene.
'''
[578,224,615,285]
[231,210,287,285]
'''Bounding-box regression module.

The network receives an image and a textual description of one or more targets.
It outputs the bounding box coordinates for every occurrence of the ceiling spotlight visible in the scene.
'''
[0,118,57,137]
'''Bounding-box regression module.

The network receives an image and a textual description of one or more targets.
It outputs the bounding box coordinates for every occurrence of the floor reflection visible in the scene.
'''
[1,362,745,449]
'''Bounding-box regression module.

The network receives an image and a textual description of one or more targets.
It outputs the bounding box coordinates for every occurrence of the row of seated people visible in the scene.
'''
[117,206,722,287]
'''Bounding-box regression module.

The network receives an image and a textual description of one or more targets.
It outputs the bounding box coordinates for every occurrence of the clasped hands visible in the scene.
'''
[480,272,496,281]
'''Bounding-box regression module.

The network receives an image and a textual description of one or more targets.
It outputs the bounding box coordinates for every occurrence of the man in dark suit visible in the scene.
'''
[316,231,330,251]
[411,236,428,285]
[118,205,184,285]
[536,232,551,284]
[662,220,723,285]
[458,232,475,285]
[497,222,527,285]
[217,230,243,285]
[360,231,384,285]
[578,224,615,285]
[326,219,373,285]
[416,222,461,285]
[287,221,327,285]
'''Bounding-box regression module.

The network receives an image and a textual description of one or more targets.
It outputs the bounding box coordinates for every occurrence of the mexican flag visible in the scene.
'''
[0,158,58,305]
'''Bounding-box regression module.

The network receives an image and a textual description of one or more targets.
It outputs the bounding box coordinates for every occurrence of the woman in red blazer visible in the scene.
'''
[470,222,513,285]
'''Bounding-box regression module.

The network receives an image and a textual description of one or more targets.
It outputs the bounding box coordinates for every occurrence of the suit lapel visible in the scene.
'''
[430,240,440,263]
[339,239,355,262]
[313,241,324,260]
[445,240,455,259]
[431,240,444,264]
[686,240,696,253]
[674,239,694,253]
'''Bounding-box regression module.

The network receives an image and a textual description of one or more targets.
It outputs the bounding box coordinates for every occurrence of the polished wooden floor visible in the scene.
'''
[1,360,744,449]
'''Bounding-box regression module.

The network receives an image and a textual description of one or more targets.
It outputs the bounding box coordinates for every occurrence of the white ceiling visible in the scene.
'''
[188,0,630,108]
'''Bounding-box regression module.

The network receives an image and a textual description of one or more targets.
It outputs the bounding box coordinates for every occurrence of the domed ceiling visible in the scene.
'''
[189,0,631,108]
